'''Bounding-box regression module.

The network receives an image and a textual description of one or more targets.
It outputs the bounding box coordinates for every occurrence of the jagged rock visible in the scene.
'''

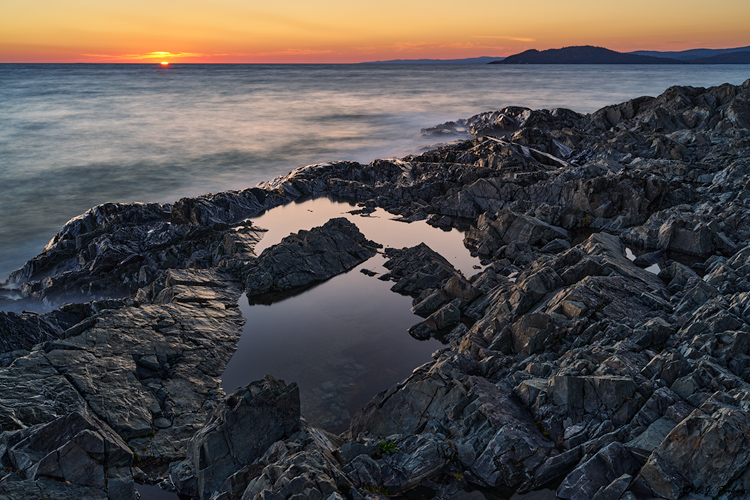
[464,210,569,257]
[344,434,452,494]
[171,376,301,500]
[557,442,639,500]
[381,243,461,297]
[3,79,750,500]
[511,313,556,355]
[350,361,553,490]
[243,218,380,296]
[548,376,639,425]
[635,391,750,499]
[0,411,135,500]
[8,202,268,306]
[409,300,462,339]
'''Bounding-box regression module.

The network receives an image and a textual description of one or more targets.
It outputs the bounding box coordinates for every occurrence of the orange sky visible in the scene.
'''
[2,0,749,63]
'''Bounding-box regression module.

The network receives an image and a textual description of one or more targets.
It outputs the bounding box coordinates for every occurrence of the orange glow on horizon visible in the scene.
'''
[160,61,169,66]
[1,0,748,63]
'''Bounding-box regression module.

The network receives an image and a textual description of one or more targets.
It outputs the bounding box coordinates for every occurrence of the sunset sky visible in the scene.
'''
[2,0,749,63]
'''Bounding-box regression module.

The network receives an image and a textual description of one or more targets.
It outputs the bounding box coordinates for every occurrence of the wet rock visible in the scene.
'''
[171,376,301,500]
[381,243,461,297]
[9,202,267,306]
[0,411,135,500]
[243,218,380,296]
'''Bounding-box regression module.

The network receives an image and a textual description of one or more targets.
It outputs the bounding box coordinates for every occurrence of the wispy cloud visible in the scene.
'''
[390,41,513,52]
[82,51,204,60]
[471,35,536,42]
[252,48,333,57]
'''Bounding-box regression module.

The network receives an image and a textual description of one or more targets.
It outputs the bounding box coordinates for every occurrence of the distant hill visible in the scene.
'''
[630,45,750,61]
[690,51,750,64]
[490,46,684,64]
[362,56,503,65]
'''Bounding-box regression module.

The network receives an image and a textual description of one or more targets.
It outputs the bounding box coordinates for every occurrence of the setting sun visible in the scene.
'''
[160,61,169,66]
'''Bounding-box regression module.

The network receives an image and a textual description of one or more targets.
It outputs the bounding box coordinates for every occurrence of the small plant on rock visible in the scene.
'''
[378,439,398,455]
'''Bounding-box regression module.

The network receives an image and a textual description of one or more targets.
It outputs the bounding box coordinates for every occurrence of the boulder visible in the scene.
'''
[0,411,135,500]
[381,243,461,297]
[635,391,750,500]
[243,218,380,296]
[172,376,301,500]
[557,442,639,500]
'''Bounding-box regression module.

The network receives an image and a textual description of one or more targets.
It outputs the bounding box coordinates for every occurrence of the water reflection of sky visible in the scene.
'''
[222,198,480,431]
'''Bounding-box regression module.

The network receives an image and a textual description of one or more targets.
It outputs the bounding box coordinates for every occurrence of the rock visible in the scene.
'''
[172,376,301,500]
[557,442,639,500]
[548,376,639,425]
[511,313,556,355]
[464,210,569,257]
[635,391,750,500]
[243,218,380,296]
[411,289,449,317]
[4,79,750,500]
[8,202,267,305]
[381,243,461,297]
[241,426,350,500]
[632,250,663,268]
[541,238,572,254]
[631,317,675,348]
[351,365,553,491]
[409,300,463,339]
[344,434,452,494]
[0,411,135,500]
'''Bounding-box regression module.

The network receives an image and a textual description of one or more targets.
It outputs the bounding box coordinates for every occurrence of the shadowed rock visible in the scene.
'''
[242,217,380,296]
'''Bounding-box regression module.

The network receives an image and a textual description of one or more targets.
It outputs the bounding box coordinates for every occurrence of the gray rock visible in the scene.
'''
[464,210,569,257]
[511,313,556,355]
[557,442,639,500]
[637,391,750,499]
[548,376,638,425]
[0,411,135,500]
[382,243,461,297]
[243,218,380,296]
[4,79,750,500]
[173,376,301,500]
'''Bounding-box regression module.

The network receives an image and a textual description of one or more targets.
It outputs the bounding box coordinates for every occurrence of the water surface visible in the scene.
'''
[222,198,480,430]
[2,63,749,278]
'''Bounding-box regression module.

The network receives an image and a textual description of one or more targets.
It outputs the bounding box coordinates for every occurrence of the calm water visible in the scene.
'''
[221,198,480,431]
[2,63,749,279]
[5,64,747,500]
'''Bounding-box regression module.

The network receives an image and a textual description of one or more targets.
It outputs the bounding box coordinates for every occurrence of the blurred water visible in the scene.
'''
[1,63,749,279]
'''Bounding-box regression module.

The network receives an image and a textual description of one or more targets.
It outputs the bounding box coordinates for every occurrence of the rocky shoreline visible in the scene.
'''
[1,79,750,500]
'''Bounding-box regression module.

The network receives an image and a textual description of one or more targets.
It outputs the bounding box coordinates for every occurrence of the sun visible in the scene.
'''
[160,61,169,66]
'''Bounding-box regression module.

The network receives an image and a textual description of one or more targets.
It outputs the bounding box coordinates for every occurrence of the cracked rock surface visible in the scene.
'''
[2,79,750,499]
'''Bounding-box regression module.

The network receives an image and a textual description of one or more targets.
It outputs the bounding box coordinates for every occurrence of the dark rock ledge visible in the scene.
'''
[0,79,749,499]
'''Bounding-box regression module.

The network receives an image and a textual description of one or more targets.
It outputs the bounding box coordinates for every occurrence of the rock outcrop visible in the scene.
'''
[242,218,380,297]
[2,79,750,499]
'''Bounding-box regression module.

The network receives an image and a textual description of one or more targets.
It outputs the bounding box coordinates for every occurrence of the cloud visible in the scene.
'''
[390,41,514,52]
[471,35,536,42]
[252,48,333,57]
[82,51,204,60]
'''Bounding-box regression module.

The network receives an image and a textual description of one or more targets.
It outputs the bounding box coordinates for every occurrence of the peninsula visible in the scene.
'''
[492,45,750,64]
